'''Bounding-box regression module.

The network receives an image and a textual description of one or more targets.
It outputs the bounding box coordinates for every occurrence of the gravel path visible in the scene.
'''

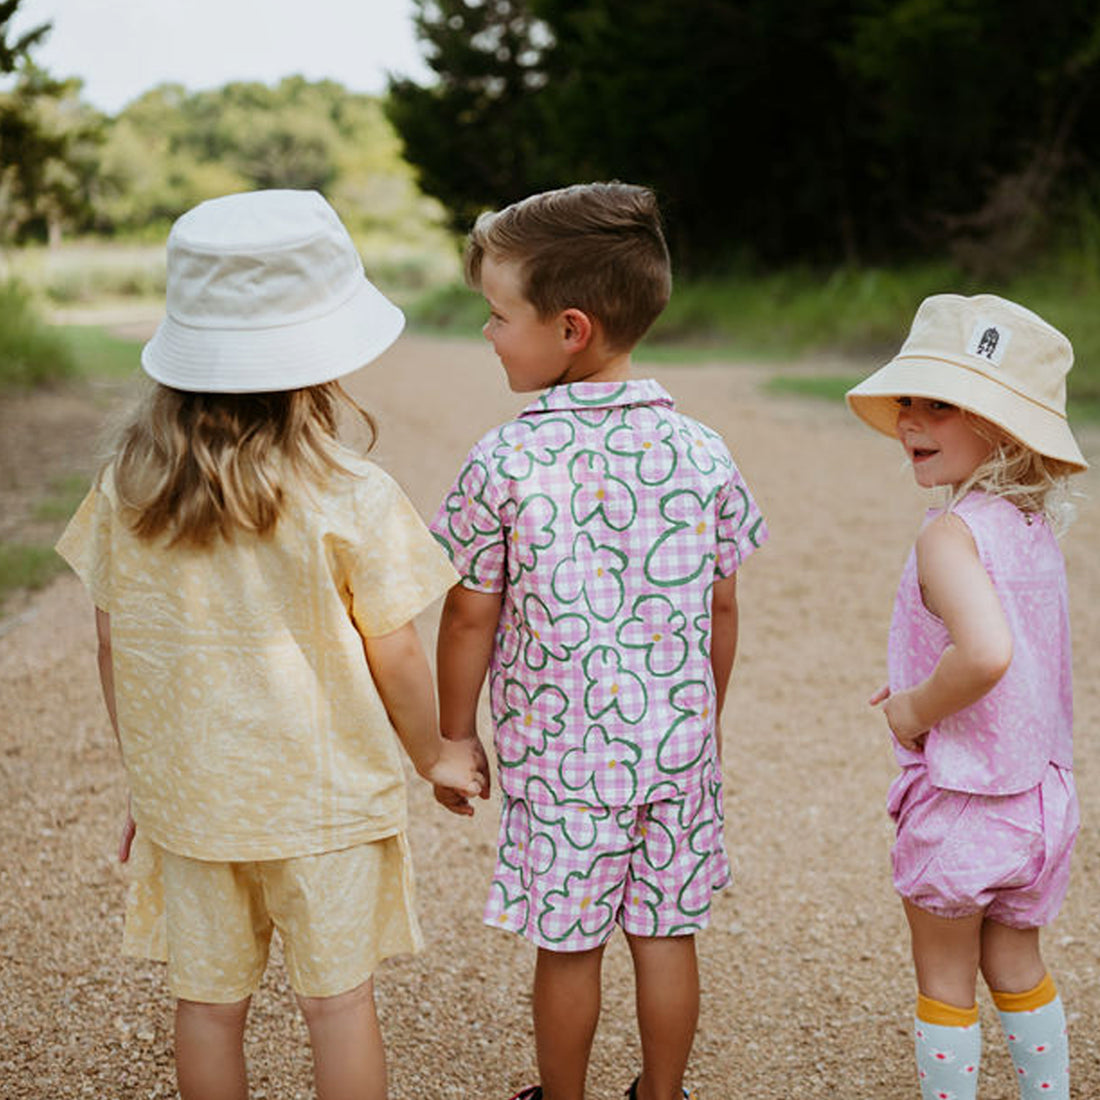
[2,334,1098,1099]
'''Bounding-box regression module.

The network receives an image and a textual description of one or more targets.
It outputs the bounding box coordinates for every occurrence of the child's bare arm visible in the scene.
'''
[875,513,1012,749]
[363,620,483,799]
[435,583,501,813]
[709,573,738,761]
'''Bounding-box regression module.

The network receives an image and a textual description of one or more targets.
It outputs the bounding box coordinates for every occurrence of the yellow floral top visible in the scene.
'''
[57,450,458,861]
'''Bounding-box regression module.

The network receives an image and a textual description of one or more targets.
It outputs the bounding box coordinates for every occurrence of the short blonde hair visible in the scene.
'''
[465,182,671,352]
[109,381,376,548]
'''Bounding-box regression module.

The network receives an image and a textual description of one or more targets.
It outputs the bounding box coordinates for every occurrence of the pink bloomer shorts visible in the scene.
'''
[485,778,730,951]
[888,762,1079,927]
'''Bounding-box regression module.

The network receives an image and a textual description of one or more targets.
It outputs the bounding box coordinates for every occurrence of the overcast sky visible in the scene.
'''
[7,0,434,113]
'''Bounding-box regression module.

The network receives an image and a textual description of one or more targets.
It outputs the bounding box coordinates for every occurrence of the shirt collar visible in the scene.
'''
[519,379,674,417]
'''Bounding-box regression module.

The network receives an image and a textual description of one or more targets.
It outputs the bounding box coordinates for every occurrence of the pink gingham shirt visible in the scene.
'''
[888,491,1073,795]
[431,380,767,807]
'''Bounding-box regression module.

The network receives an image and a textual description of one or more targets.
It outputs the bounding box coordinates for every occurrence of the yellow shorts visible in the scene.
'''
[122,834,423,1003]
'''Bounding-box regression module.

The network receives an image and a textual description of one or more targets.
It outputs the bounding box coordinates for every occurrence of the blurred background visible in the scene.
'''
[2,0,1100,601]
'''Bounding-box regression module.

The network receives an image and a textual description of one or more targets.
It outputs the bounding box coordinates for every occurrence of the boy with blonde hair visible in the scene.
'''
[431,182,767,1100]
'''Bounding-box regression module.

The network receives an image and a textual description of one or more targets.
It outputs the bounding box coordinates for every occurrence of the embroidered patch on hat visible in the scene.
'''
[967,319,1011,365]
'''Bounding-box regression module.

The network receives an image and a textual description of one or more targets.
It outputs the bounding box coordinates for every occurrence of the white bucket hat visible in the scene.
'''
[846,293,1087,472]
[141,189,405,393]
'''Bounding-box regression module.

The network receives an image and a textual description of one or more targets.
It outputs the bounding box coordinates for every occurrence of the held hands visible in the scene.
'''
[425,736,490,817]
[868,684,929,751]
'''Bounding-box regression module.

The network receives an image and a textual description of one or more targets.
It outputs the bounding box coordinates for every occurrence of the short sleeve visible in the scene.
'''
[340,470,459,637]
[429,444,507,594]
[714,465,768,577]
[55,480,114,610]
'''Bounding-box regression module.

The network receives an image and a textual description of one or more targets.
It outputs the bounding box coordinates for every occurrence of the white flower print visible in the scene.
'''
[569,451,637,530]
[551,530,628,621]
[493,418,575,480]
[582,646,647,724]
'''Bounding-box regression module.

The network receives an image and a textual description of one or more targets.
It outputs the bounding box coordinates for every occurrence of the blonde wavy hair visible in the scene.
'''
[109,381,376,548]
[948,411,1078,536]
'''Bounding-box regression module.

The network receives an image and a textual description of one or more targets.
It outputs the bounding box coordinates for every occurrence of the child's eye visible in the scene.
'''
[930,400,956,412]
[895,396,912,408]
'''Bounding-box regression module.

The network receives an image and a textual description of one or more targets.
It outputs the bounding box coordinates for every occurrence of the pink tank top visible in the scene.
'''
[887,491,1073,795]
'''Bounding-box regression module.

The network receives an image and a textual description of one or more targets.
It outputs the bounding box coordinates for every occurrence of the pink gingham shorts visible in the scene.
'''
[888,762,1078,927]
[485,779,730,951]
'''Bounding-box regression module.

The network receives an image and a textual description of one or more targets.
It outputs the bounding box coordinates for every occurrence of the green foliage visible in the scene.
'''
[0,4,105,246]
[404,280,487,336]
[0,0,48,75]
[0,277,75,388]
[390,0,1100,272]
[93,78,451,249]
[386,0,558,234]
[650,262,967,355]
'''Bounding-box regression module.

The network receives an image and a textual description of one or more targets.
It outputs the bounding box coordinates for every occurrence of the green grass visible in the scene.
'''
[0,543,68,610]
[0,279,78,389]
[765,375,865,402]
[59,324,144,379]
[0,321,139,616]
[405,244,1100,419]
[33,474,92,522]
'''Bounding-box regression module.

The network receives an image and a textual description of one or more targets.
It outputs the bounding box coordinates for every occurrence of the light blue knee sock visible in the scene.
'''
[914,995,981,1100]
[993,973,1069,1099]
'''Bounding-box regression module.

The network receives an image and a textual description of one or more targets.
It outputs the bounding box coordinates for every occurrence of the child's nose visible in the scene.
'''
[896,405,921,429]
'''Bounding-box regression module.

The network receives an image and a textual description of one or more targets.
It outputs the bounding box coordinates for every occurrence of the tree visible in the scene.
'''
[0,0,47,74]
[0,2,104,244]
[386,0,559,235]
[388,0,1100,270]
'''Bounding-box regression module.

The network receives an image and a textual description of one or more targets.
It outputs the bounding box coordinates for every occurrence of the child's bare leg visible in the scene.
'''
[296,978,387,1100]
[982,922,1069,1099]
[904,900,983,1006]
[979,920,1046,992]
[904,902,984,1100]
[534,944,606,1100]
[175,996,251,1100]
[626,933,698,1100]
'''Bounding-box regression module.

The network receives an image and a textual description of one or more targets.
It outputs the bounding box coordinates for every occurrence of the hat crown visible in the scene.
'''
[900,294,1072,415]
[166,190,362,330]
[141,189,405,394]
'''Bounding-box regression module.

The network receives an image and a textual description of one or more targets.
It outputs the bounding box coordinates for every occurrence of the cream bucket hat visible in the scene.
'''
[846,293,1087,472]
[142,189,405,393]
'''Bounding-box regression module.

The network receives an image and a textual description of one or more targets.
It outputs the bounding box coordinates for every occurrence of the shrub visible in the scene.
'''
[0,279,76,389]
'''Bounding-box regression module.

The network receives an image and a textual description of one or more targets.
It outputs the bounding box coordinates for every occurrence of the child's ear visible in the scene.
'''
[560,308,594,352]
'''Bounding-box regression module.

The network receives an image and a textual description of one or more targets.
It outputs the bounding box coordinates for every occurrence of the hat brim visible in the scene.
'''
[846,355,1088,473]
[141,277,405,393]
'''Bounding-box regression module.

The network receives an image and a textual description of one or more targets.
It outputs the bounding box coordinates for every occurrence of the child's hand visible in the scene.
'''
[118,802,136,863]
[869,685,929,751]
[426,737,490,816]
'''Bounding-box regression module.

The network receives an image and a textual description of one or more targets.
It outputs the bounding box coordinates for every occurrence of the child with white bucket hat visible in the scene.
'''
[56,189,483,1099]
[847,294,1087,1100]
